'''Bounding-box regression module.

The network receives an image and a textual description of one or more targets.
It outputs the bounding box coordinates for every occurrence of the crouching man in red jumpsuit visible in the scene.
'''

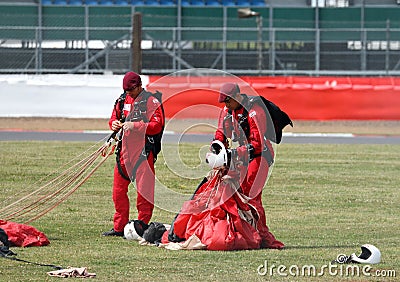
[103,72,164,237]
[213,83,284,249]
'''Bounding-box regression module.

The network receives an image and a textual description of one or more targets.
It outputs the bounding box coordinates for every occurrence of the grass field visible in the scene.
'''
[0,140,399,281]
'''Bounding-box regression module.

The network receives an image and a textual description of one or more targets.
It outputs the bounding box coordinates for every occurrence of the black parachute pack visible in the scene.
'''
[249,96,293,144]
[114,90,165,181]
[142,222,167,245]
[234,95,292,144]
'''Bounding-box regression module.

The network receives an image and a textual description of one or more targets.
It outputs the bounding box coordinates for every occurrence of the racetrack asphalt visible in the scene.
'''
[1,130,400,145]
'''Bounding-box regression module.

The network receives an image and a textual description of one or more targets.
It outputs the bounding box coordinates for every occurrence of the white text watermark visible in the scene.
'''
[257,260,397,278]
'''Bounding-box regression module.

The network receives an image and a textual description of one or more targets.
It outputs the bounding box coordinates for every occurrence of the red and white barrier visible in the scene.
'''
[148,76,400,120]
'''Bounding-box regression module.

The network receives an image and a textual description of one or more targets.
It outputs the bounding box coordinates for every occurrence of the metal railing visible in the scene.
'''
[1,3,400,76]
[1,25,400,76]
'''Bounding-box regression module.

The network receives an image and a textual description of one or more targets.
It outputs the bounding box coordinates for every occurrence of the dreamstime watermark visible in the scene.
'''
[257,256,397,278]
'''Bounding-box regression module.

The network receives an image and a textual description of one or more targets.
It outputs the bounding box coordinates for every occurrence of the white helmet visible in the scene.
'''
[124,220,148,241]
[206,140,228,169]
[350,244,381,264]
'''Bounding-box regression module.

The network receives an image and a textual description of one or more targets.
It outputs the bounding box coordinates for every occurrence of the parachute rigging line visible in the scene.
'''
[0,131,120,224]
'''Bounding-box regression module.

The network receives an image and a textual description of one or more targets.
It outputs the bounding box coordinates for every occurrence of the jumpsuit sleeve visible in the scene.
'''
[108,99,120,130]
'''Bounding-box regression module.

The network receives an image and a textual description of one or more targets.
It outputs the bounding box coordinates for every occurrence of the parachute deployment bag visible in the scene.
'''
[249,96,293,144]
[142,222,167,244]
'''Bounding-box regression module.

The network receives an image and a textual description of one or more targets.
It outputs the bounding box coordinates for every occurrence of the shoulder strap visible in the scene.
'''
[153,90,165,128]
[132,90,162,123]
[152,90,163,104]
[138,90,165,159]
[141,90,152,100]
[141,90,164,122]
[114,92,127,122]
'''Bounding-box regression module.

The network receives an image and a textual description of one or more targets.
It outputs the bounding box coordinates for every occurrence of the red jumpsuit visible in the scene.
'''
[109,90,164,232]
[214,96,284,249]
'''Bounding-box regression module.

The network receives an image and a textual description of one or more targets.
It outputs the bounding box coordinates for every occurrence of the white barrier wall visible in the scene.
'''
[0,74,149,118]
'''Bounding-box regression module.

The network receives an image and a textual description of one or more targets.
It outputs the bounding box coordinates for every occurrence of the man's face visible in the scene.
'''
[223,94,241,111]
[126,84,142,98]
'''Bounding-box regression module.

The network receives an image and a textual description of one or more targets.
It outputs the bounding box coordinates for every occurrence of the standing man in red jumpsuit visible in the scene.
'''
[103,72,164,237]
[213,83,284,249]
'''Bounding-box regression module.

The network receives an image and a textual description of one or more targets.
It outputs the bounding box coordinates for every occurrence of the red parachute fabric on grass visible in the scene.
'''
[166,171,262,251]
[0,220,50,247]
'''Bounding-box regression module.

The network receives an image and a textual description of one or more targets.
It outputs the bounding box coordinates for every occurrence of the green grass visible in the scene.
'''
[0,141,399,281]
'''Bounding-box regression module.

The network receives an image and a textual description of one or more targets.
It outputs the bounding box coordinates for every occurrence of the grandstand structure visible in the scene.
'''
[0,0,399,75]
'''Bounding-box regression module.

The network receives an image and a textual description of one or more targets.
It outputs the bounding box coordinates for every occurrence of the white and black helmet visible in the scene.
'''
[206,140,228,169]
[124,220,148,241]
[350,244,381,264]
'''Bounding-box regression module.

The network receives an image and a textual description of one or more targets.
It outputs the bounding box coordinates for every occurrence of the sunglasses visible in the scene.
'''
[223,96,232,103]
[126,85,139,91]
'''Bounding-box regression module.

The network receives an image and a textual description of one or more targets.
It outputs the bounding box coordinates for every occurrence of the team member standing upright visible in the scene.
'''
[103,72,164,237]
[214,83,284,249]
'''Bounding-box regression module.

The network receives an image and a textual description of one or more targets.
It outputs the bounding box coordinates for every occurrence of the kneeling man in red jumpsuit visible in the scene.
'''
[213,83,284,249]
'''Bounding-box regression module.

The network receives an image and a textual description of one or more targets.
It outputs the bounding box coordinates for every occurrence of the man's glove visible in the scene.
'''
[235,144,255,164]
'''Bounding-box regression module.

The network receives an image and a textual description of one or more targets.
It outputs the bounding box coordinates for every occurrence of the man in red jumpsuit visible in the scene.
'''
[103,72,164,237]
[213,83,284,249]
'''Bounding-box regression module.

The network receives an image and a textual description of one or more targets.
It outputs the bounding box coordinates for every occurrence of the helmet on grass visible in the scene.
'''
[350,244,381,264]
[124,220,148,241]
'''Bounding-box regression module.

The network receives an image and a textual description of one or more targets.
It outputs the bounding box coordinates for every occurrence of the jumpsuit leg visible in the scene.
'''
[243,157,284,249]
[112,164,131,232]
[135,152,155,224]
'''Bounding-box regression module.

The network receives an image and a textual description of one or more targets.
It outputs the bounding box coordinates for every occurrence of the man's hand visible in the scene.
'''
[111,120,123,131]
[122,122,135,131]
[235,144,255,163]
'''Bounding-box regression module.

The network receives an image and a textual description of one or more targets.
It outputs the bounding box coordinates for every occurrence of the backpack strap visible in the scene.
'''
[236,109,250,146]
[115,148,150,182]
[114,92,130,180]
[252,141,274,166]
[135,91,164,161]
[224,98,250,146]
[114,92,127,122]
[115,155,130,181]
[242,96,274,165]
